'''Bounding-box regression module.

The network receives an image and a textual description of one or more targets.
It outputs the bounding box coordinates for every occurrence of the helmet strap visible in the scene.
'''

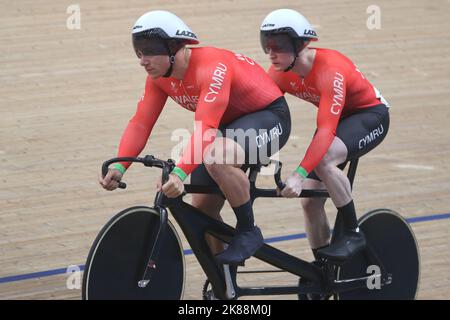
[283,39,299,72]
[163,41,176,78]
[284,55,297,72]
[163,54,176,78]
[284,39,306,73]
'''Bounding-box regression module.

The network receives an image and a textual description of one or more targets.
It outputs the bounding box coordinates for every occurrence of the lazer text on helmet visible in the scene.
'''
[175,30,197,39]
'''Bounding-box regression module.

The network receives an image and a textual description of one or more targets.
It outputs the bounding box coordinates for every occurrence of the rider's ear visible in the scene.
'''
[168,40,186,54]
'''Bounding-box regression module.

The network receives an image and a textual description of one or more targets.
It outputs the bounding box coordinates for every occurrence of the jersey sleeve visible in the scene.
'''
[298,68,347,177]
[116,77,168,172]
[173,59,233,179]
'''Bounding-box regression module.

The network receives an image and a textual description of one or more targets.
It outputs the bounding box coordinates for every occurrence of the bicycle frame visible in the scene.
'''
[102,156,380,299]
[165,194,325,299]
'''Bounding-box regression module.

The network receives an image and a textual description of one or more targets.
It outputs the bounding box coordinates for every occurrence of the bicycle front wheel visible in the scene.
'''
[82,206,185,300]
[337,208,420,300]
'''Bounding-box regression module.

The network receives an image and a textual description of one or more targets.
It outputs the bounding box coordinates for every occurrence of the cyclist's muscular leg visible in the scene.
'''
[313,136,365,260]
[300,179,331,251]
[204,137,264,264]
[191,194,226,255]
[203,137,250,207]
[314,137,351,208]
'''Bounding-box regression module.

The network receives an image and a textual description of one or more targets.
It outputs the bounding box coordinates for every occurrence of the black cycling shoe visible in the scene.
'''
[316,229,366,263]
[215,226,264,265]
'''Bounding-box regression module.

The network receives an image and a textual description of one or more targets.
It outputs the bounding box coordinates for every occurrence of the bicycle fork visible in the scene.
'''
[137,206,168,288]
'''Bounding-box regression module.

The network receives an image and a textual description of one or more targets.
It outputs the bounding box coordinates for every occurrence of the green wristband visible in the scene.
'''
[172,167,188,182]
[296,166,308,179]
[113,163,126,175]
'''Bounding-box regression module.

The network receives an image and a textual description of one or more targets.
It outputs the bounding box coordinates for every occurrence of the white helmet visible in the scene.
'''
[260,9,317,72]
[132,10,198,77]
[132,10,199,44]
[260,8,318,41]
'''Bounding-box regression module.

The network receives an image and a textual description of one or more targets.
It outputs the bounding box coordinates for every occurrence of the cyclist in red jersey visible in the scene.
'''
[260,9,390,261]
[98,11,292,265]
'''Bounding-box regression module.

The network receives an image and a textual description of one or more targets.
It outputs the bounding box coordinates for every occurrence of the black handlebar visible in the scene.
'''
[102,155,175,189]
[103,155,287,191]
[102,155,286,191]
[272,160,286,191]
[101,155,341,199]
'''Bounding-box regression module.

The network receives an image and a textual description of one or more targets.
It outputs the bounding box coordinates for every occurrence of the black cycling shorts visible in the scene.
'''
[191,96,291,186]
[308,103,390,181]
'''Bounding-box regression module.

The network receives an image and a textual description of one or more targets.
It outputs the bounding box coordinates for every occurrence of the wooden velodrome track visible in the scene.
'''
[1,0,449,300]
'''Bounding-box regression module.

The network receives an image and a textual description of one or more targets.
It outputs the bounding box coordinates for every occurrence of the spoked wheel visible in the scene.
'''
[337,208,420,300]
[82,206,185,300]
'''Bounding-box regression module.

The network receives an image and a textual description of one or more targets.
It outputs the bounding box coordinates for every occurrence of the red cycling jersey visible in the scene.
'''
[268,48,384,176]
[117,47,282,179]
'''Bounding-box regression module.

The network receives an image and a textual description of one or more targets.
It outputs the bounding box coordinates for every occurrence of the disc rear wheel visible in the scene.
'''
[337,209,420,300]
